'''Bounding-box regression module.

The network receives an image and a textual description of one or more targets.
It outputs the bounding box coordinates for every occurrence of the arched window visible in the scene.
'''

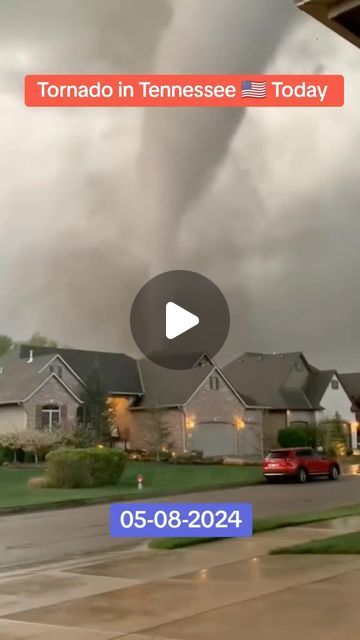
[41,405,60,431]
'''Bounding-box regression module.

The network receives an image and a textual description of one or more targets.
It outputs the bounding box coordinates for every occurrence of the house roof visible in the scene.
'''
[224,352,306,409]
[304,369,336,407]
[224,352,337,411]
[18,345,143,395]
[135,356,254,409]
[339,372,360,402]
[0,348,82,404]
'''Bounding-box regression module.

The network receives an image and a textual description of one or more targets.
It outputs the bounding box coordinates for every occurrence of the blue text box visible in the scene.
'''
[109,502,253,538]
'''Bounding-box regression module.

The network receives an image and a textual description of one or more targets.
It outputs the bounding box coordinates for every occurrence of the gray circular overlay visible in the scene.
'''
[130,270,230,370]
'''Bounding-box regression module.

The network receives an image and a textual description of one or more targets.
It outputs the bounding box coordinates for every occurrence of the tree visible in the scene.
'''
[82,369,111,444]
[318,412,347,456]
[144,409,173,461]
[0,335,13,357]
[0,431,22,462]
[23,332,58,347]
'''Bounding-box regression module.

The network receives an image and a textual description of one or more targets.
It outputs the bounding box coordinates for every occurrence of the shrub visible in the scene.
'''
[318,416,347,457]
[46,447,127,488]
[0,446,13,466]
[278,427,307,448]
[28,476,48,489]
[168,450,206,465]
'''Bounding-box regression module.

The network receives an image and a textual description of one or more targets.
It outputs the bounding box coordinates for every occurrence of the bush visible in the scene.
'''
[0,446,13,466]
[278,425,318,449]
[46,447,127,488]
[28,476,48,489]
[168,450,206,465]
[278,427,307,448]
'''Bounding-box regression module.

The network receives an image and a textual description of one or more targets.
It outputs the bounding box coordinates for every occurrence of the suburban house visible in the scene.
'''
[1,345,359,457]
[0,345,143,434]
[0,347,263,458]
[224,351,359,451]
[131,355,263,458]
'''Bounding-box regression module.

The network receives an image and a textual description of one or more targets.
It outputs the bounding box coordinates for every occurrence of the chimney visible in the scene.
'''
[27,349,33,364]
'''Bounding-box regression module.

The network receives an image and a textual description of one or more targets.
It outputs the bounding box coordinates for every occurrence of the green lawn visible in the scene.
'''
[149,504,360,550]
[272,531,360,555]
[0,462,262,511]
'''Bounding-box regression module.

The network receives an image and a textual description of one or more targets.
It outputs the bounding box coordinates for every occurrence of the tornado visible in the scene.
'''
[139,0,295,268]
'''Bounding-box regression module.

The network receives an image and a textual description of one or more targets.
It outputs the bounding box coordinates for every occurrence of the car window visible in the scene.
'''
[266,451,290,459]
[295,449,313,458]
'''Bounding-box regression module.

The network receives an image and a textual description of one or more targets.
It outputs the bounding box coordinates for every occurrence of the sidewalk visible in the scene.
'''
[1,519,360,639]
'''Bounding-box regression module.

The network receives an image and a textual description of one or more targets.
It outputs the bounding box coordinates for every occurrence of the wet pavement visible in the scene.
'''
[2,475,360,573]
[1,518,360,639]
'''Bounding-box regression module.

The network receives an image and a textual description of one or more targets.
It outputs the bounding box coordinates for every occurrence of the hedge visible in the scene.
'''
[278,425,317,448]
[46,447,127,488]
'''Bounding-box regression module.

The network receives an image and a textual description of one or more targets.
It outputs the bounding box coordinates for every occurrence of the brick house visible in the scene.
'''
[0,345,142,435]
[0,347,263,458]
[224,351,359,452]
[130,355,263,458]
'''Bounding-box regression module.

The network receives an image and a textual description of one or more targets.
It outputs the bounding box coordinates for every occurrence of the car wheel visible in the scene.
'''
[297,467,308,484]
[329,465,340,481]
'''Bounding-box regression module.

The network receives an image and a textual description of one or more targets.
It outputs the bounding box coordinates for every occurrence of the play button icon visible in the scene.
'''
[166,302,199,340]
[130,270,230,370]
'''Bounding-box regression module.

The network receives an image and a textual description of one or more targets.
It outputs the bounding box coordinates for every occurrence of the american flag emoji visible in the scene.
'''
[241,80,267,99]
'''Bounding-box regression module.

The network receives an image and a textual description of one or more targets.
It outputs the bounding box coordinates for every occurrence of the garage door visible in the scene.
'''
[190,422,237,457]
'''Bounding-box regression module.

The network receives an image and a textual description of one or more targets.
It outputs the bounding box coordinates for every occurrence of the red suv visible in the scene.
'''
[263,447,340,483]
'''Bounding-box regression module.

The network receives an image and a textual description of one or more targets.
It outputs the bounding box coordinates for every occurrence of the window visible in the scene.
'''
[266,451,291,459]
[331,379,339,390]
[209,376,220,391]
[295,449,313,458]
[76,405,84,426]
[41,405,60,431]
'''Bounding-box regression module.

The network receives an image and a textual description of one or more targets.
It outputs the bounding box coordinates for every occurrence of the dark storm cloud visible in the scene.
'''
[0,0,360,369]
[140,0,296,252]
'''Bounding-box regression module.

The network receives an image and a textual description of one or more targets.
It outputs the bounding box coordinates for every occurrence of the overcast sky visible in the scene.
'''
[0,0,359,371]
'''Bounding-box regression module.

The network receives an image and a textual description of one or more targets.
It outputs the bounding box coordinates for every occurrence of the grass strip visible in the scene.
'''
[271,531,360,555]
[149,503,360,550]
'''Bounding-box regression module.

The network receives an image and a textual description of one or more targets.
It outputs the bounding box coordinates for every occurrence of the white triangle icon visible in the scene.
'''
[166,302,199,340]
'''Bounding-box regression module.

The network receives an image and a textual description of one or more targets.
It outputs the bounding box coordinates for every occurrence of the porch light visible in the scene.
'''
[186,415,196,430]
[235,417,245,430]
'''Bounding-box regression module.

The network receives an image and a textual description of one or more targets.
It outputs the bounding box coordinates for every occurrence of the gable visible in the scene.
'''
[23,373,83,404]
[184,368,245,407]
[19,345,143,395]
[283,355,310,388]
[318,373,355,421]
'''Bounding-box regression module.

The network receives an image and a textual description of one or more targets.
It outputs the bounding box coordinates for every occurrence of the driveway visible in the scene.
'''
[1,475,360,572]
[1,520,360,639]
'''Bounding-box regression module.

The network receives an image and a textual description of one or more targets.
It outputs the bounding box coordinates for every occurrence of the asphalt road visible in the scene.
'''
[1,476,360,573]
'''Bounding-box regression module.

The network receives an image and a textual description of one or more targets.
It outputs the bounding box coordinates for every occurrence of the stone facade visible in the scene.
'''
[40,357,84,398]
[24,375,81,430]
[129,370,263,457]
[129,408,184,452]
[262,410,287,452]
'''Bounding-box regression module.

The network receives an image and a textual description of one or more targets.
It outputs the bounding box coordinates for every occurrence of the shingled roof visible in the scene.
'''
[224,352,339,410]
[339,372,360,404]
[16,345,143,396]
[0,348,82,404]
[136,356,255,409]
